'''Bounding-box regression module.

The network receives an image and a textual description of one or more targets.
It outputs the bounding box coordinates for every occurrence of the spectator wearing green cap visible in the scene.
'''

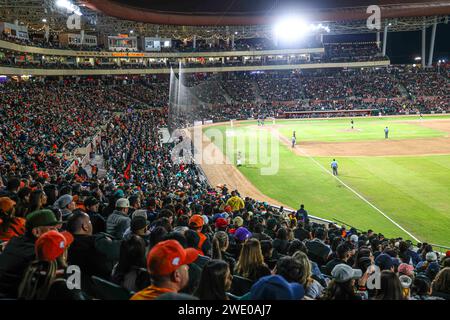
[0,209,59,298]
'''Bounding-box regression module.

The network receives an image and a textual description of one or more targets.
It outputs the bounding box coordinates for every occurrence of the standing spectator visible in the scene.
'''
[18,230,86,300]
[226,191,245,212]
[130,240,198,300]
[0,197,26,241]
[234,238,271,281]
[106,198,131,240]
[195,260,233,300]
[296,204,309,224]
[0,209,59,298]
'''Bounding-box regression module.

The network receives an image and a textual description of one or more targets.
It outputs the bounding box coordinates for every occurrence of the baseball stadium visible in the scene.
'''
[0,0,449,303]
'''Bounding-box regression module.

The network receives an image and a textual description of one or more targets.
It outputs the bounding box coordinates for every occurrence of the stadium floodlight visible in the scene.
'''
[273,15,309,43]
[414,56,422,61]
[56,0,83,16]
[42,18,47,23]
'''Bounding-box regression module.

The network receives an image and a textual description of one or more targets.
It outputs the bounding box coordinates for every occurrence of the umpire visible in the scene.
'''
[331,159,338,176]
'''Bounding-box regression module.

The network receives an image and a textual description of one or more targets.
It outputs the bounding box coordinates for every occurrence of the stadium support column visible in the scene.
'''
[428,18,437,67]
[231,34,235,49]
[376,31,380,49]
[193,35,196,49]
[422,23,426,68]
[382,25,388,56]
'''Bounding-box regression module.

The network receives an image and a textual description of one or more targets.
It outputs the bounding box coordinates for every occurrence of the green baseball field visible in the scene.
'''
[203,115,450,248]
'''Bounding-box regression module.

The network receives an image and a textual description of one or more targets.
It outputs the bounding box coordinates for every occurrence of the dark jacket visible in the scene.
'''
[324,258,348,276]
[67,233,121,296]
[252,232,272,242]
[0,234,36,298]
[305,239,331,266]
[294,227,311,241]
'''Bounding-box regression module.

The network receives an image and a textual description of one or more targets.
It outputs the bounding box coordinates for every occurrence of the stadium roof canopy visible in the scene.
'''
[83,0,450,25]
[0,0,449,38]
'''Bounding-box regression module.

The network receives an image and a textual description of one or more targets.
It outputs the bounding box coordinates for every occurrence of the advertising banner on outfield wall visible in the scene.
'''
[194,121,203,126]
[204,120,213,125]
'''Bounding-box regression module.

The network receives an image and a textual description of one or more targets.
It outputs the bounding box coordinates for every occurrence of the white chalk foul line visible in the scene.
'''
[271,128,421,243]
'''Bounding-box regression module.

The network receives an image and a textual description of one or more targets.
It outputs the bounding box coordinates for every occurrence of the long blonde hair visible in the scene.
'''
[292,251,314,287]
[234,238,265,278]
[18,260,58,300]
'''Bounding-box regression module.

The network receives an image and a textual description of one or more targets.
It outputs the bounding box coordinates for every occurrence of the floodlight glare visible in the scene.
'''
[414,56,422,61]
[274,16,308,42]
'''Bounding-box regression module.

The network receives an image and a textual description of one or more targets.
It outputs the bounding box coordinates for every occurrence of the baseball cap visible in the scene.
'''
[331,264,363,283]
[35,230,74,261]
[131,216,149,232]
[132,209,148,220]
[446,250,450,258]
[250,275,305,300]
[398,263,415,276]
[147,240,199,276]
[233,216,244,227]
[114,189,125,198]
[189,214,204,228]
[202,215,209,225]
[375,253,395,271]
[224,205,232,213]
[234,227,252,242]
[54,194,73,209]
[26,209,59,229]
[116,198,130,208]
[350,235,359,243]
[426,252,438,262]
[0,197,16,213]
[215,218,228,229]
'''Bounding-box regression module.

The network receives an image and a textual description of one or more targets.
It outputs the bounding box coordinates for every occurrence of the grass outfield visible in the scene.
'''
[204,116,450,246]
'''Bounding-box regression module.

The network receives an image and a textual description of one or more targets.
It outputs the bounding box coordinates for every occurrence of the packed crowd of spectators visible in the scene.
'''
[0,80,149,178]
[0,103,449,300]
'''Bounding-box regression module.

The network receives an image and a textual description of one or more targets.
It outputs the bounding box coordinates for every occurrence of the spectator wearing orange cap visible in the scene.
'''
[0,197,26,242]
[18,230,86,300]
[189,214,211,257]
[130,240,199,300]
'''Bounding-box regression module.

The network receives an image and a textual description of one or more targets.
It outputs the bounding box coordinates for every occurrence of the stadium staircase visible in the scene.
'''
[251,80,264,103]
[397,83,410,98]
